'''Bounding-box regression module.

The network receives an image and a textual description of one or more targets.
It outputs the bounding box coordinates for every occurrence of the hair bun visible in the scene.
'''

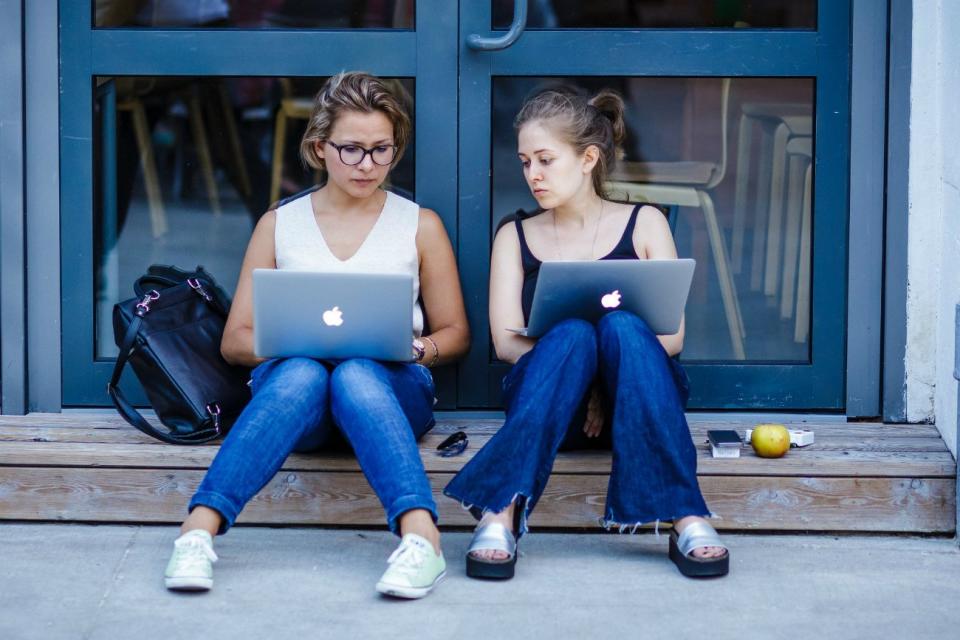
[589,89,626,158]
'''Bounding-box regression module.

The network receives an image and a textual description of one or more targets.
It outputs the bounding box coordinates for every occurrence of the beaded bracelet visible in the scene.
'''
[423,336,440,367]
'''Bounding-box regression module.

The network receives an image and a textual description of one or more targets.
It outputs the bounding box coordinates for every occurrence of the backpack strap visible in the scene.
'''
[107,315,222,445]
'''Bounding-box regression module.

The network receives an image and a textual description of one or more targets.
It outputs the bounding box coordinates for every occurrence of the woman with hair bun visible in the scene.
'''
[444,85,728,580]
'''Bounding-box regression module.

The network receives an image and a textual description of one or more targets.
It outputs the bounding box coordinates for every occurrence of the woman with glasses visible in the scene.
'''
[444,86,728,580]
[164,72,470,599]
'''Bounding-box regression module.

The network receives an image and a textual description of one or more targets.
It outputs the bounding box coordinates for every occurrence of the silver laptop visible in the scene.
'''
[513,259,696,338]
[253,269,414,361]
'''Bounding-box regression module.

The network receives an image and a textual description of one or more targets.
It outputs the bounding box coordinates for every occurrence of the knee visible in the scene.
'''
[330,358,384,394]
[268,357,330,395]
[598,311,656,346]
[543,318,597,354]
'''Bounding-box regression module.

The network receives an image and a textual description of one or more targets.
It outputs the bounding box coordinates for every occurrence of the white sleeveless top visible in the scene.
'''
[274,190,424,337]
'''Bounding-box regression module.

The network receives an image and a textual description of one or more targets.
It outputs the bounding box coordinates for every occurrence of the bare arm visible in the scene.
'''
[637,206,686,357]
[489,223,537,364]
[220,211,278,367]
[416,208,470,366]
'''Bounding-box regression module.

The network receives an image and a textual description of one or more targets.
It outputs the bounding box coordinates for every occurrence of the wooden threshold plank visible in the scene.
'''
[0,420,950,457]
[0,468,952,533]
[0,425,948,457]
[0,413,944,438]
[0,440,955,478]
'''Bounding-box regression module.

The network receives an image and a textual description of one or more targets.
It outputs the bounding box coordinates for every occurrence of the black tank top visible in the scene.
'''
[516,203,643,325]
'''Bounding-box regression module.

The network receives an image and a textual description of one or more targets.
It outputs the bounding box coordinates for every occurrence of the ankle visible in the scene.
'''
[479,503,516,532]
[673,515,706,532]
[399,510,441,554]
[181,506,221,538]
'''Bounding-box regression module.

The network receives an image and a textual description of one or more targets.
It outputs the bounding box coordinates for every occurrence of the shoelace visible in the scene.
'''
[386,541,428,576]
[173,536,219,571]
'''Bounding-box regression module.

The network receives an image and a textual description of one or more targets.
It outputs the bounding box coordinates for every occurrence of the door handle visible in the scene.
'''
[467,0,528,51]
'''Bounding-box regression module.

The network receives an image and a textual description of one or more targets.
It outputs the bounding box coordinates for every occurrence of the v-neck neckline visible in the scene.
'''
[309,190,391,263]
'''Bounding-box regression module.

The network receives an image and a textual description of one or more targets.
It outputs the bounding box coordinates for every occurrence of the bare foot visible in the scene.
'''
[470,502,516,562]
[673,516,726,559]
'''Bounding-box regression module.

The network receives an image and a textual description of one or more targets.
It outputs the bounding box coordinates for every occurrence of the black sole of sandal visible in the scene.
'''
[466,553,517,580]
[668,530,729,578]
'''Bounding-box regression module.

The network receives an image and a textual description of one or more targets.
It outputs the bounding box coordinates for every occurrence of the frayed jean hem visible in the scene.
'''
[598,509,719,537]
[442,488,531,537]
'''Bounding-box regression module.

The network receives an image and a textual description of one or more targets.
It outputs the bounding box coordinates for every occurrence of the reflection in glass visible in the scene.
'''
[93,75,415,357]
[95,0,414,29]
[492,77,814,362]
[493,0,815,29]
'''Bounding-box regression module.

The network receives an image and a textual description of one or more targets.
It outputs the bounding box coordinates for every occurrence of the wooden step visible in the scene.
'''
[0,414,954,533]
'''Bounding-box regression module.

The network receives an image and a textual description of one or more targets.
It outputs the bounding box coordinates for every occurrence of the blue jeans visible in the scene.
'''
[444,312,709,535]
[189,357,437,534]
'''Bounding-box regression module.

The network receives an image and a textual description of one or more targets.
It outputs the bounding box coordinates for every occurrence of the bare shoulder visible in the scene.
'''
[417,207,453,248]
[240,210,278,267]
[251,209,277,240]
[635,204,672,238]
[493,216,521,249]
[634,204,677,258]
[636,204,670,228]
[258,209,278,228]
[417,206,444,229]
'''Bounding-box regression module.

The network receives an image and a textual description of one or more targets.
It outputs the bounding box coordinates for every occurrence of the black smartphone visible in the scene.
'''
[707,429,743,447]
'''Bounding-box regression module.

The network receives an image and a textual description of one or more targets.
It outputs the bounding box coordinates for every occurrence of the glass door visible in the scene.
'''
[61,1,851,411]
[457,1,850,409]
[60,0,459,406]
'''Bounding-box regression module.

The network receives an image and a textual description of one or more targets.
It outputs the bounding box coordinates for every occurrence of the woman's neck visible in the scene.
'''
[552,188,604,228]
[315,181,385,216]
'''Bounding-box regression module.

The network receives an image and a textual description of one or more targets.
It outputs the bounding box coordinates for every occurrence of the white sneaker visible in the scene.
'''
[164,529,218,591]
[375,533,446,599]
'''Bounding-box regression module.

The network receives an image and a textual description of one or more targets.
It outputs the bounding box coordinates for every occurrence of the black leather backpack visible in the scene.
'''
[108,265,251,444]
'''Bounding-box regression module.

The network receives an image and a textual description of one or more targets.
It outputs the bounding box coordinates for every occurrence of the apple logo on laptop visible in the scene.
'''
[601,290,622,309]
[322,306,344,327]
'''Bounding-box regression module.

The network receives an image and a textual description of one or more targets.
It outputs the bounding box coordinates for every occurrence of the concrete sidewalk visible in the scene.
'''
[2,524,958,640]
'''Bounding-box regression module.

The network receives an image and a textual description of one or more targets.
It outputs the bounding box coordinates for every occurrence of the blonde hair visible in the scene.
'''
[514,86,626,198]
[300,72,412,170]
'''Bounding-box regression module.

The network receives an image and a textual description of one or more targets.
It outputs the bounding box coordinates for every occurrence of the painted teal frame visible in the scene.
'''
[59,1,460,407]
[456,1,851,409]
[59,1,853,411]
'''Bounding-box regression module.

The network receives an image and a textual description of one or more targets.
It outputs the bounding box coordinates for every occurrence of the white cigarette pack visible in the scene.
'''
[744,428,815,448]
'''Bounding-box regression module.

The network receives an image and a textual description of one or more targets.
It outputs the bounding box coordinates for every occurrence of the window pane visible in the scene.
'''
[95,1,414,29]
[492,76,814,362]
[93,75,415,357]
[493,0,816,29]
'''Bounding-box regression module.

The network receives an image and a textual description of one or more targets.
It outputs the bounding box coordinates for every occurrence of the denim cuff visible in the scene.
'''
[189,491,240,535]
[386,493,438,536]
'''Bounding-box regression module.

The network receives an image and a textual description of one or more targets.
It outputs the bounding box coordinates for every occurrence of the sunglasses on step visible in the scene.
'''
[436,430,468,457]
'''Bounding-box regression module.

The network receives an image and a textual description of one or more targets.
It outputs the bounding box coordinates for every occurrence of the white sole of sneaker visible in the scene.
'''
[375,570,446,599]
[165,576,213,591]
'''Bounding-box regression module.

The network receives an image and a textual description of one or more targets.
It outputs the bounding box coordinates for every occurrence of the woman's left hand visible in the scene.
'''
[412,338,426,363]
[583,385,605,438]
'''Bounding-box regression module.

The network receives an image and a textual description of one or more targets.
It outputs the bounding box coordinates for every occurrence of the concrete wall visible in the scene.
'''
[906,0,959,455]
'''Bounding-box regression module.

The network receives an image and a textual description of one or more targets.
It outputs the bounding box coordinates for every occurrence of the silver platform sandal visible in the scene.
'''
[668,520,730,578]
[466,522,518,580]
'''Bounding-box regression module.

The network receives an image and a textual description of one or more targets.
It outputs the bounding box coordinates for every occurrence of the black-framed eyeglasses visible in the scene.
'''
[326,141,397,166]
[436,430,468,457]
